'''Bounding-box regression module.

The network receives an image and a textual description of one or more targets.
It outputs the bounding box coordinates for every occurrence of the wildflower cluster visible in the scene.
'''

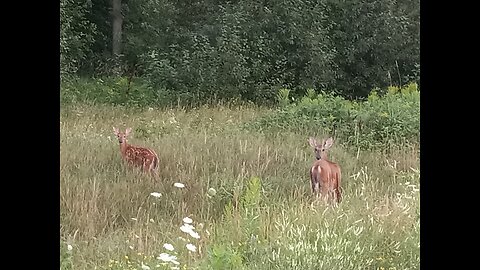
[155,216,203,268]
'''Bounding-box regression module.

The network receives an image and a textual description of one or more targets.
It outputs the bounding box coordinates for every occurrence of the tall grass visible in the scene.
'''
[60,103,419,270]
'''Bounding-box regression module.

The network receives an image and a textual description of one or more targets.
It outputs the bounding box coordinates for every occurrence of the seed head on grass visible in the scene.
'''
[178,237,187,242]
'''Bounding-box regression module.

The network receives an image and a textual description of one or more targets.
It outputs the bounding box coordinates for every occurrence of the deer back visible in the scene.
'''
[124,144,159,172]
[311,159,339,190]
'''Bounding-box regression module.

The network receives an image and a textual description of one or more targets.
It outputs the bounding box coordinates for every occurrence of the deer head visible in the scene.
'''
[113,127,132,144]
[308,137,334,160]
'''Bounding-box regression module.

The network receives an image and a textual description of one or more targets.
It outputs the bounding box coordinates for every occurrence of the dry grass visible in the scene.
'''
[60,104,419,270]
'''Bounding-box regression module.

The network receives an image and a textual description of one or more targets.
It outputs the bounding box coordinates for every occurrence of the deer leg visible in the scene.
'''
[147,161,157,178]
[311,179,316,195]
[142,160,150,173]
[310,169,316,194]
[153,168,159,178]
[335,188,342,203]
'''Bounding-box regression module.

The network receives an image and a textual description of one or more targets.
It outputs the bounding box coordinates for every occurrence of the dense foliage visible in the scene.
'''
[60,0,420,105]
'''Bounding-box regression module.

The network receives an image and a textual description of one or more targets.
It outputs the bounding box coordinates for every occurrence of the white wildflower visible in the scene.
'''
[180,224,195,234]
[157,253,177,262]
[186,243,197,252]
[141,262,151,270]
[184,224,195,230]
[129,245,134,250]
[163,243,175,251]
[174,183,185,188]
[189,231,200,239]
[207,187,217,197]
[67,244,73,251]
[150,192,162,198]
[183,217,193,224]
[150,218,155,223]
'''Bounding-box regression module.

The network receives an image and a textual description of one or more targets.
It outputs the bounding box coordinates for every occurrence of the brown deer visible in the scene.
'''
[308,137,342,204]
[113,127,159,176]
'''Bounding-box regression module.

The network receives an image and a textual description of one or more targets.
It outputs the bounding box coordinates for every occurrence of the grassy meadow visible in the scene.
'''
[60,101,420,269]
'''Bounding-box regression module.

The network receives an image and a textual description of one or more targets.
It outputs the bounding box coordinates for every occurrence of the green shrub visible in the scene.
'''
[204,244,244,270]
[245,82,419,150]
[60,77,160,107]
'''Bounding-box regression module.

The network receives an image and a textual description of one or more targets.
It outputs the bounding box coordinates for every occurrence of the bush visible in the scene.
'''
[245,82,420,150]
[60,77,159,107]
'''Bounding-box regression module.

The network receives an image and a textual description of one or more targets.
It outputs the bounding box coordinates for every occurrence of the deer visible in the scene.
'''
[308,137,342,204]
[113,127,159,176]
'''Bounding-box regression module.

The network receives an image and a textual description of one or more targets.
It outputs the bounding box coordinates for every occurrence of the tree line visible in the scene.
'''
[60,0,419,105]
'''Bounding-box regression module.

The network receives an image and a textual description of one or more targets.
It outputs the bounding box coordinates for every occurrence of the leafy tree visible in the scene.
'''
[60,0,420,104]
[60,0,96,77]
[326,0,420,98]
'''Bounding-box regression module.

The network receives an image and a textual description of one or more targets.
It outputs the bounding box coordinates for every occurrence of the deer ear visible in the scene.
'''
[125,128,132,136]
[113,127,119,135]
[323,137,334,149]
[308,137,318,148]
